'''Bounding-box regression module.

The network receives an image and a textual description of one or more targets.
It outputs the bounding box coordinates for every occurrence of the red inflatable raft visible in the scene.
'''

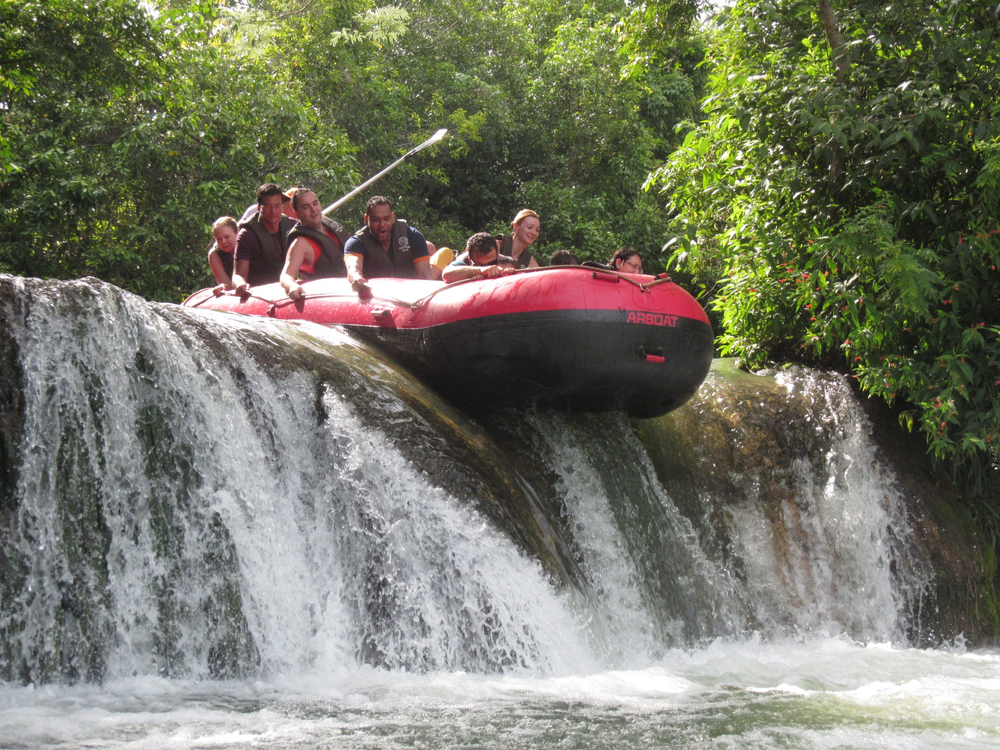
[182,266,713,418]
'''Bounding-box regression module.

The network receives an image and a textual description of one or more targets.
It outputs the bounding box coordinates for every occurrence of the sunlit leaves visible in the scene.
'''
[0,0,356,300]
[330,5,409,47]
[653,0,1000,491]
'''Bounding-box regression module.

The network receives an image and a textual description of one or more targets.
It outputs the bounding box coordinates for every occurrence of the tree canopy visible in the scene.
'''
[1,0,703,299]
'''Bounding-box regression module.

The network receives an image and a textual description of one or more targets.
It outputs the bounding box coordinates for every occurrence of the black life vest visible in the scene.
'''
[493,233,535,269]
[286,218,349,278]
[211,248,234,279]
[355,220,416,279]
[238,214,295,285]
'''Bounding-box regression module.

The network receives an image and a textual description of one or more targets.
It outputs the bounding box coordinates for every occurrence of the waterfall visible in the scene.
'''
[0,276,934,685]
[639,362,932,641]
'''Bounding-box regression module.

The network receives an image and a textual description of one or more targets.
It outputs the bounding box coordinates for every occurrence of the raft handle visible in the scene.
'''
[640,347,666,364]
[591,270,621,283]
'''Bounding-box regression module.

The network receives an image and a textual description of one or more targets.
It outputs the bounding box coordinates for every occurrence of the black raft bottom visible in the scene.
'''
[349,309,714,419]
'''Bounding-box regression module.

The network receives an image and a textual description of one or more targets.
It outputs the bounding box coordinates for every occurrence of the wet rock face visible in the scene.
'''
[0,277,24,517]
[639,360,998,647]
[0,278,27,681]
[852,387,1000,646]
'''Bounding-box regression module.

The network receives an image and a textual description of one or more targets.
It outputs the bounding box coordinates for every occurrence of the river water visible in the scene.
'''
[3,637,999,748]
[0,277,997,748]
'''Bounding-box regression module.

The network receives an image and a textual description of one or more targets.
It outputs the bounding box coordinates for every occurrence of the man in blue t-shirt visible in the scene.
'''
[343,196,436,292]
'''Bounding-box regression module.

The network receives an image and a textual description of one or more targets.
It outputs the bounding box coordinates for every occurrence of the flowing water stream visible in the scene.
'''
[0,276,997,749]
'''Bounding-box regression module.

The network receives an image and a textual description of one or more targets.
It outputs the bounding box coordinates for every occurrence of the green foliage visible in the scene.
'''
[273,0,705,262]
[652,0,1000,492]
[1,0,357,300]
[329,5,410,47]
[2,0,706,296]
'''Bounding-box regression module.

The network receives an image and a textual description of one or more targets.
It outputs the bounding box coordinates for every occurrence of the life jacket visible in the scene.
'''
[354,220,416,279]
[237,214,295,285]
[286,218,349,278]
[210,247,234,279]
[493,233,535,269]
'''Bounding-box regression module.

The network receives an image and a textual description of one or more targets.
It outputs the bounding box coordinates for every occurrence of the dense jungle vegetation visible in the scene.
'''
[2,1,999,537]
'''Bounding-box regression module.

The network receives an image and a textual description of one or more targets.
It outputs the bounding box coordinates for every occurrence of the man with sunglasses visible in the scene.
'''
[442,232,517,283]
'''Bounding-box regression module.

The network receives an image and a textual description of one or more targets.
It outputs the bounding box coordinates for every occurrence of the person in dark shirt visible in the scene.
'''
[232,183,296,293]
[343,196,436,293]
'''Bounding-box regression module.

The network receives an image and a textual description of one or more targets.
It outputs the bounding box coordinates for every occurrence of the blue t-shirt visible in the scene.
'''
[343,224,429,279]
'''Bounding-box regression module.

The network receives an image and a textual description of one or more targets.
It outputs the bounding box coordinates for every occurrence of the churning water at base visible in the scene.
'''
[0,276,995,747]
[3,638,999,749]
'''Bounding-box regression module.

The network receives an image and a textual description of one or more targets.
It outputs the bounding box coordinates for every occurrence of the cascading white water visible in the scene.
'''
[725,367,930,639]
[2,276,994,750]
[489,366,931,653]
[646,364,933,642]
[513,410,744,663]
[1,277,592,682]
[0,276,934,689]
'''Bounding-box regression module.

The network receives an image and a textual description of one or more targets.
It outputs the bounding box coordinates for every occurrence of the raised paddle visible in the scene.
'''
[322,128,448,216]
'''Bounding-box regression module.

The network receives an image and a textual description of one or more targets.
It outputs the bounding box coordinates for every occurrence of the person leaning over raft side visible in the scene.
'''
[442,232,516,283]
[231,183,297,294]
[343,196,436,292]
[609,246,642,274]
[280,188,350,300]
[208,216,239,292]
[494,209,541,269]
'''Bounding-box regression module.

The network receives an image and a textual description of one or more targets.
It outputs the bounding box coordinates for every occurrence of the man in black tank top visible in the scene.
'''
[280,189,350,299]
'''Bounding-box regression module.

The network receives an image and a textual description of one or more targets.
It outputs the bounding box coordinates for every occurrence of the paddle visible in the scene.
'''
[322,128,448,216]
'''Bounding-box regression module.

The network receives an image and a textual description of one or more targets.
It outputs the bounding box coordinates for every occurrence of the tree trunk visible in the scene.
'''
[817,1,849,197]
[817,1,850,83]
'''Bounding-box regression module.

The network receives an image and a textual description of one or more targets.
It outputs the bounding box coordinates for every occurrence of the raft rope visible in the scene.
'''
[188,266,674,312]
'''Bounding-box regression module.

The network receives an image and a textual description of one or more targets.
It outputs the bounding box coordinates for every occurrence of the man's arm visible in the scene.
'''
[345,253,368,293]
[280,238,309,300]
[414,258,436,280]
[232,260,251,295]
[441,262,511,283]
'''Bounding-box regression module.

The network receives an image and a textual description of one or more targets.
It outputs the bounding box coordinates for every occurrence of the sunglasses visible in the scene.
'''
[620,258,642,272]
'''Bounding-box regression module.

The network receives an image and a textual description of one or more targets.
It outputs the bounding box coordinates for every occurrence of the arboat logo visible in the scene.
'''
[626,311,678,327]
